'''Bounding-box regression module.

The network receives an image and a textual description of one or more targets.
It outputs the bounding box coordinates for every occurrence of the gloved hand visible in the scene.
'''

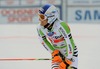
[52,50,72,65]
[52,50,62,63]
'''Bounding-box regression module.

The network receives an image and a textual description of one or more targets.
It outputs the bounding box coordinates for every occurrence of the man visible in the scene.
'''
[37,4,78,69]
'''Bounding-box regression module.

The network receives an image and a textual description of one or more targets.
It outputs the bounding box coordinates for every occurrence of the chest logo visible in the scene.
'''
[47,32,55,36]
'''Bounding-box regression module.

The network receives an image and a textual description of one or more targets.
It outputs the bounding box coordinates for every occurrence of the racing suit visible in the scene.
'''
[37,19,78,69]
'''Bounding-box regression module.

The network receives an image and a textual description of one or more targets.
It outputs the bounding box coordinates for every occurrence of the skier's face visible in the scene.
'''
[39,14,48,26]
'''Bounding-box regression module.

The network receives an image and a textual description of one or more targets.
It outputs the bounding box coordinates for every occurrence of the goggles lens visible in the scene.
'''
[39,14,46,20]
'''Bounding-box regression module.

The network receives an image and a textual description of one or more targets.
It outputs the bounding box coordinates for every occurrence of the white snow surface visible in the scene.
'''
[0,24,100,69]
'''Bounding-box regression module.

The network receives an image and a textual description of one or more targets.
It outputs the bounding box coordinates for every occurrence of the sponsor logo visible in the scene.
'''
[68,44,72,54]
[47,31,55,36]
[75,10,100,21]
[53,35,62,39]
[59,27,67,38]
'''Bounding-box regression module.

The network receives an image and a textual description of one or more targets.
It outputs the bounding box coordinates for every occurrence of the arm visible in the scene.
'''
[37,28,55,53]
[59,22,75,59]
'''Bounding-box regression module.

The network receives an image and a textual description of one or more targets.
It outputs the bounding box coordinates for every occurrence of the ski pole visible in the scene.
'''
[0,58,52,61]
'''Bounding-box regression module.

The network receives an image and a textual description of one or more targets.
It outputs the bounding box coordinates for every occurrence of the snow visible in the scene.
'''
[0,24,100,69]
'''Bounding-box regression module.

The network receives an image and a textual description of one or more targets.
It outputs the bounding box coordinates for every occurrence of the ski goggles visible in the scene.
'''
[38,14,47,20]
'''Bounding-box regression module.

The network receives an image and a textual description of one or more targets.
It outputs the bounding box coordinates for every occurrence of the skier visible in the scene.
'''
[37,4,78,69]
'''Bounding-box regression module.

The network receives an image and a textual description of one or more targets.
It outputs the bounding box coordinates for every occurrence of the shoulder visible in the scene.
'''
[55,19,69,28]
[54,19,69,29]
[59,21,69,27]
[37,24,43,34]
[60,21,70,29]
[37,24,41,30]
[58,21,70,33]
[37,24,45,36]
[37,24,44,31]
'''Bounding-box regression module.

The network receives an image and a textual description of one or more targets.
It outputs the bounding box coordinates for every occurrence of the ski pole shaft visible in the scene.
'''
[0,58,52,61]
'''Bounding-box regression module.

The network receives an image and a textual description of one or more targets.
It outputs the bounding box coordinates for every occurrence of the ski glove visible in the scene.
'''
[52,50,72,65]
